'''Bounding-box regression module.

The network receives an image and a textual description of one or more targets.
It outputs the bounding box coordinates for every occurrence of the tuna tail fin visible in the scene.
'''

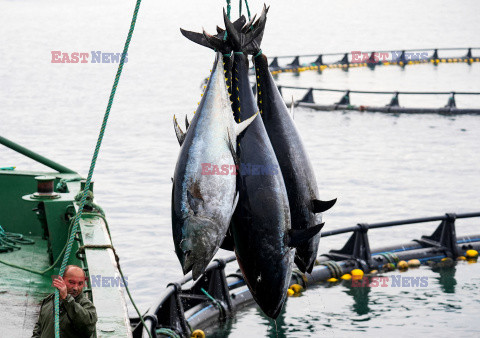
[312,198,337,213]
[185,115,190,130]
[216,15,247,35]
[243,5,270,55]
[223,7,267,55]
[180,27,231,54]
[240,14,257,33]
[223,8,242,51]
[181,16,246,53]
[202,30,231,55]
[234,110,259,136]
[173,114,186,146]
[288,223,325,248]
[180,28,213,50]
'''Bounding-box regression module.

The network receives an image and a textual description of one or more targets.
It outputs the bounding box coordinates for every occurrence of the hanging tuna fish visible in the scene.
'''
[171,44,257,279]
[224,8,323,319]
[240,5,337,274]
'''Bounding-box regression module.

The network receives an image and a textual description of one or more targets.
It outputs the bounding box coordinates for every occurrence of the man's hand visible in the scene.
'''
[53,276,68,300]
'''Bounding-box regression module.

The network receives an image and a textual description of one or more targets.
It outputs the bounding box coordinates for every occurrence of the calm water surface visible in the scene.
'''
[1,0,480,336]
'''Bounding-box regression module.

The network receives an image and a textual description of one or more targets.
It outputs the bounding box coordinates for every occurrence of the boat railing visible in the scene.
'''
[0,135,77,174]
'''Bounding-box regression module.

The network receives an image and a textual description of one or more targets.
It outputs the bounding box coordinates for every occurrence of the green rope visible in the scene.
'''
[0,225,35,253]
[0,220,73,274]
[243,0,251,20]
[223,0,231,41]
[53,0,144,336]
[200,287,224,316]
[226,0,231,19]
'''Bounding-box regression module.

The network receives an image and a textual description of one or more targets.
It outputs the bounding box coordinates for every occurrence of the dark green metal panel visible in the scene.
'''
[0,172,44,236]
[43,199,77,266]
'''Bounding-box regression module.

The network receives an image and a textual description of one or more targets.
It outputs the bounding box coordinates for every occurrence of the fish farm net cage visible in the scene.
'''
[130,211,480,338]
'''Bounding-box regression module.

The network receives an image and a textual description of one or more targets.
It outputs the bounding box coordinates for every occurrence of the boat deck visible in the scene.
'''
[0,236,55,337]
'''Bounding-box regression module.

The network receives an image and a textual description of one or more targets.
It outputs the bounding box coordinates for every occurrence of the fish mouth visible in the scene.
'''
[179,216,221,279]
[182,250,194,275]
[182,251,208,280]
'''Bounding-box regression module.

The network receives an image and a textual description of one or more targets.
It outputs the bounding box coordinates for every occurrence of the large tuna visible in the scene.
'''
[244,7,337,274]
[171,52,257,280]
[222,10,323,319]
[178,16,267,252]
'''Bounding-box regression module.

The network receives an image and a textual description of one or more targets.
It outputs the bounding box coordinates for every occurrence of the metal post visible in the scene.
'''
[466,48,472,59]
[269,57,279,69]
[0,135,77,174]
[386,92,400,107]
[288,56,300,68]
[336,90,350,105]
[445,92,456,108]
[417,213,459,258]
[299,88,315,104]
[314,55,323,65]
[326,223,373,270]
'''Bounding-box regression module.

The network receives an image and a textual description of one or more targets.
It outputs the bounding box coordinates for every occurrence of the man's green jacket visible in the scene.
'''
[32,292,97,338]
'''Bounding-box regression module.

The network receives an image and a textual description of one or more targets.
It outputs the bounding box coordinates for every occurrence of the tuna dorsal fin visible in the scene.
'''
[173,115,186,146]
[312,198,337,213]
[234,111,259,136]
[185,115,190,130]
[288,223,325,248]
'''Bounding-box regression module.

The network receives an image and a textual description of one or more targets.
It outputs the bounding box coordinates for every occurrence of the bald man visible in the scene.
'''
[32,265,97,338]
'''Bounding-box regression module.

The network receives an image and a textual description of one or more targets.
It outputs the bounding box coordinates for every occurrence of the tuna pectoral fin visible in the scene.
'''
[227,130,240,166]
[234,111,259,136]
[312,198,337,213]
[288,223,325,248]
[173,115,186,146]
[232,192,239,213]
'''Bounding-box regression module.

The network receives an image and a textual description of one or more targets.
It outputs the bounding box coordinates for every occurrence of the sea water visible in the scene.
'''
[1,0,479,336]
